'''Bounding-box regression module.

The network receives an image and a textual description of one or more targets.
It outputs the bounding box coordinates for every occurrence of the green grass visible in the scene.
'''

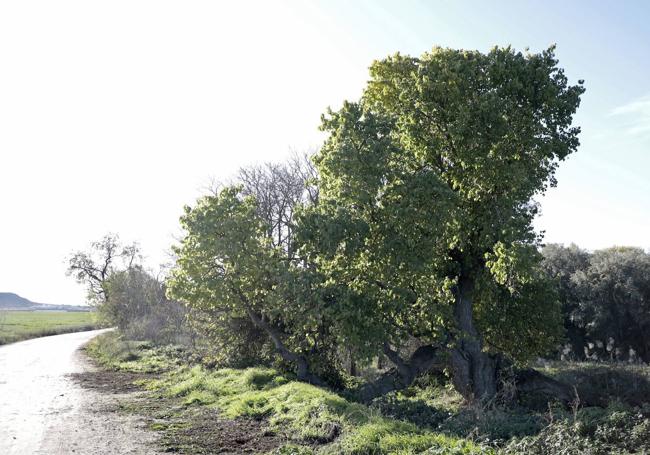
[88,332,488,454]
[86,333,650,454]
[144,366,488,454]
[85,331,185,373]
[0,310,98,345]
[537,360,650,408]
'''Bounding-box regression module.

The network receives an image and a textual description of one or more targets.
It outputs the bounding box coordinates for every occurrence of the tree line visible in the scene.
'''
[69,46,600,403]
[541,244,650,363]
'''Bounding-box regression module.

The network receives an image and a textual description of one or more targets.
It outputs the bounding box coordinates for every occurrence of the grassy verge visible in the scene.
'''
[85,332,650,454]
[147,366,488,454]
[86,332,488,454]
[85,332,186,373]
[0,310,98,345]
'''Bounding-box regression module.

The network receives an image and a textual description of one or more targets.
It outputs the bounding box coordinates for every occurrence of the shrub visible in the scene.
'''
[503,403,650,454]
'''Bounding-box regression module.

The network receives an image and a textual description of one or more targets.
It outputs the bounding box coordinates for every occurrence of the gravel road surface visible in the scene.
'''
[0,329,162,454]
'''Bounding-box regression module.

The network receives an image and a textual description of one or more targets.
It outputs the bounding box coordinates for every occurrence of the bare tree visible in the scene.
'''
[236,151,318,259]
[66,233,141,304]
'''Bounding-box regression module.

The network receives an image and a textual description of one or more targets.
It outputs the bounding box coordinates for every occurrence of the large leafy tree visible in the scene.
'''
[193,155,322,369]
[303,46,584,400]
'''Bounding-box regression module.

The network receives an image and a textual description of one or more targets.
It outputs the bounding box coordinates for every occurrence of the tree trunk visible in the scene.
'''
[449,274,577,406]
[513,367,575,407]
[348,347,358,377]
[357,344,442,402]
[245,308,325,386]
[450,273,498,401]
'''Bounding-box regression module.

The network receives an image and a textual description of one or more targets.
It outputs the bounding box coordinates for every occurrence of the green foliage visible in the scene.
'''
[575,247,650,360]
[163,45,584,401]
[102,266,188,344]
[67,234,187,346]
[168,186,290,363]
[168,186,276,316]
[168,185,341,382]
[301,45,583,366]
[542,244,650,362]
[0,310,97,345]
[503,403,650,454]
[474,267,563,363]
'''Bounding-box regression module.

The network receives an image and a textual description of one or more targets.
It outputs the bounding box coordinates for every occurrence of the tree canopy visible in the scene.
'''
[301,45,583,399]
[168,45,585,401]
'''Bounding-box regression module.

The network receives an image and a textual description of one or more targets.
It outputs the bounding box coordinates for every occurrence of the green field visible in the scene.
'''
[0,310,99,345]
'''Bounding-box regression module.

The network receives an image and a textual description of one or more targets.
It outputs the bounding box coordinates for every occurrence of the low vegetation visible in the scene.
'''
[87,332,489,454]
[86,332,650,454]
[0,310,97,345]
[85,331,186,373]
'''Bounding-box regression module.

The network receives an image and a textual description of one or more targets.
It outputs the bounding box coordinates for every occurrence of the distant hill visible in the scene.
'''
[0,292,91,312]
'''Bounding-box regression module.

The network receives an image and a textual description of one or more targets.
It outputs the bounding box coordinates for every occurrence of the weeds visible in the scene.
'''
[85,331,185,373]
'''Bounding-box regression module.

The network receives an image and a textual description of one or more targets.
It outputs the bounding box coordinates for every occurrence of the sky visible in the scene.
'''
[1,0,648,305]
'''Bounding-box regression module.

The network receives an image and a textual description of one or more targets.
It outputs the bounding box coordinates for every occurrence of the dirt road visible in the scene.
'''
[0,329,161,454]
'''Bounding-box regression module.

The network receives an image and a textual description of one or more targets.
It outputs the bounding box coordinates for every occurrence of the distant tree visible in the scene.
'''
[573,247,650,361]
[66,234,140,305]
[541,243,591,356]
[103,266,187,342]
[542,245,650,362]
[301,45,584,400]
[67,234,188,342]
[100,266,160,331]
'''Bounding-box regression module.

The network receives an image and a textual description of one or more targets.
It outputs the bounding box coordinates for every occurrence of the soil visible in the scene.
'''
[70,359,287,454]
[38,353,166,455]
[156,408,285,454]
[69,370,151,393]
[0,329,286,455]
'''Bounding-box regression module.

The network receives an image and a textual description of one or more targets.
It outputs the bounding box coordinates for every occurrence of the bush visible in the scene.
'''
[99,266,192,346]
[542,361,650,407]
[503,403,650,454]
[85,331,185,373]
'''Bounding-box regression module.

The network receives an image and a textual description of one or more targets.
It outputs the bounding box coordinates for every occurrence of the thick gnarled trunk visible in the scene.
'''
[449,273,576,405]
[357,344,442,402]
[450,273,498,401]
[245,308,325,386]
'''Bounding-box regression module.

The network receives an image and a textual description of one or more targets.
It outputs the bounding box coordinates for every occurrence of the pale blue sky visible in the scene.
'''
[1,1,648,305]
